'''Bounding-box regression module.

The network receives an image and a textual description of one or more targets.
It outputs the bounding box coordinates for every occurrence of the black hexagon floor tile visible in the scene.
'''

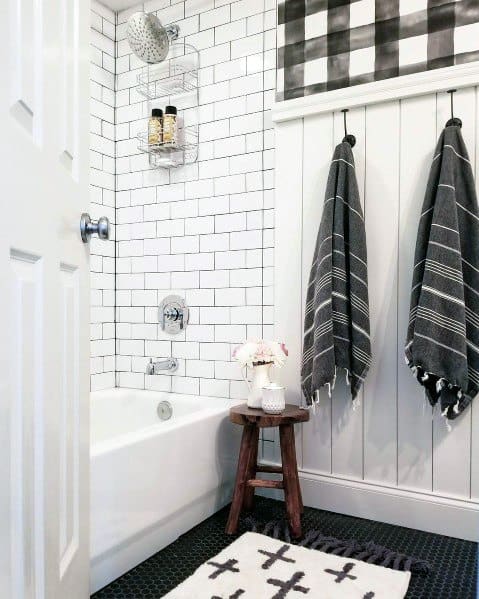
[92,497,477,598]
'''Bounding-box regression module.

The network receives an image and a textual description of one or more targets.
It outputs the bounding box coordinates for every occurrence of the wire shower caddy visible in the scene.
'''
[136,41,199,169]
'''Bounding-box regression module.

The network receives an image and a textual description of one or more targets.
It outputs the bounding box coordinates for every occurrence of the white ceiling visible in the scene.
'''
[99,0,141,12]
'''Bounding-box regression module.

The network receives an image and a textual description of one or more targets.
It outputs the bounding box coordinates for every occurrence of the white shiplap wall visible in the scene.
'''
[274,85,479,541]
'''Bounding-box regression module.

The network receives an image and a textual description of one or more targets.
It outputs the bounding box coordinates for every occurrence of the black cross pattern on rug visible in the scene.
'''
[324,562,357,583]
[258,544,296,570]
[207,559,240,579]
[267,571,310,598]
[211,590,245,599]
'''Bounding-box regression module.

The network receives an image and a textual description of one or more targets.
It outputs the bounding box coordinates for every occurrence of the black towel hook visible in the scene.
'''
[341,109,356,148]
[445,89,462,128]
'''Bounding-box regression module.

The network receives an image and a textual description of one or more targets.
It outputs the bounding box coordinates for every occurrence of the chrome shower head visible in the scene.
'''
[127,12,179,64]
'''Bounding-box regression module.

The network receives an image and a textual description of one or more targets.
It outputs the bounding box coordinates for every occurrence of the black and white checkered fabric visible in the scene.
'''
[277,0,479,101]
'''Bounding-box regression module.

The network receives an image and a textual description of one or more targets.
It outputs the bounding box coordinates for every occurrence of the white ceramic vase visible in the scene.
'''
[246,363,272,408]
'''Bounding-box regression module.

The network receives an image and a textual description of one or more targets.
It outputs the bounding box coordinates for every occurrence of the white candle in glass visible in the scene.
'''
[262,383,286,414]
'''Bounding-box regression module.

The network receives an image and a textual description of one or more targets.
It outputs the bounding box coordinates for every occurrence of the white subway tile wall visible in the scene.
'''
[89,0,275,402]
[90,1,116,391]
[115,0,276,398]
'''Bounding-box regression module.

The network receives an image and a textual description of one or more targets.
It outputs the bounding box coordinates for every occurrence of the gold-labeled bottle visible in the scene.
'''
[162,105,178,146]
[148,108,163,150]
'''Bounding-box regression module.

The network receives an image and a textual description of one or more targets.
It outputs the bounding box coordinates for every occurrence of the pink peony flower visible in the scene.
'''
[233,339,289,368]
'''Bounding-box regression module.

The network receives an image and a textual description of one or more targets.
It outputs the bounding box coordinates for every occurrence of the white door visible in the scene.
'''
[0,0,91,597]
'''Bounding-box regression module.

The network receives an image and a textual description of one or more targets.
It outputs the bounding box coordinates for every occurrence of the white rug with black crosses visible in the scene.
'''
[163,532,410,598]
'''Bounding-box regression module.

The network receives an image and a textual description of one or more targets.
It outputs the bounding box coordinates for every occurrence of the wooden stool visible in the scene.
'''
[226,404,309,538]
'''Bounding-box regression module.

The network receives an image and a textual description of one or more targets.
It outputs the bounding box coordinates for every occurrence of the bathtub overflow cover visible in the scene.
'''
[157,400,173,421]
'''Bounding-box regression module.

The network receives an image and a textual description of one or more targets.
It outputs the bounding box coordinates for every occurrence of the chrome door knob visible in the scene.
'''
[80,213,110,243]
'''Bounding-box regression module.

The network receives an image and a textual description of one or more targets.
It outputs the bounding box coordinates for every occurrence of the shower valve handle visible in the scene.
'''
[164,306,181,322]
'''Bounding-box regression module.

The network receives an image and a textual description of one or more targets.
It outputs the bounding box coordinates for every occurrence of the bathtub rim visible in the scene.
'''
[90,389,243,457]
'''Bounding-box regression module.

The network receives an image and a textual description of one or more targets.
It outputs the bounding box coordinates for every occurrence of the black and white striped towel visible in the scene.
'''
[406,126,479,420]
[301,142,371,407]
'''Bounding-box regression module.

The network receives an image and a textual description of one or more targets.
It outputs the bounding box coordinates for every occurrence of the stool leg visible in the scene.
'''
[279,424,302,538]
[290,426,303,514]
[226,425,255,534]
[243,426,259,511]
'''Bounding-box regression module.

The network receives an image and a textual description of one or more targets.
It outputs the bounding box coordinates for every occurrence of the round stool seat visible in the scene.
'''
[229,404,309,428]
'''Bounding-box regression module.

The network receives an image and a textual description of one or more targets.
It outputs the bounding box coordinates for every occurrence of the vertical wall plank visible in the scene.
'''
[397,94,436,491]
[301,113,334,474]
[274,119,304,465]
[330,107,365,480]
[363,101,400,485]
[471,87,479,500]
[432,88,474,498]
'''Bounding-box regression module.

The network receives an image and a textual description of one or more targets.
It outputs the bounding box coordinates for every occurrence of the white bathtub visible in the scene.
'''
[90,388,241,593]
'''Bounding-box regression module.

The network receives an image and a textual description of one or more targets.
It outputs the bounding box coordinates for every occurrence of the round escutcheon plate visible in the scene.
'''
[159,295,189,334]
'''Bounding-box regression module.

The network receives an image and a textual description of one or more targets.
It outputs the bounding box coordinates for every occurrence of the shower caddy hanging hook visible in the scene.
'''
[341,109,356,148]
[445,89,462,128]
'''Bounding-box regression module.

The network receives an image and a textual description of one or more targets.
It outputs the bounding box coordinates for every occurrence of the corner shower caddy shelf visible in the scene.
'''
[136,41,199,169]
[137,124,199,168]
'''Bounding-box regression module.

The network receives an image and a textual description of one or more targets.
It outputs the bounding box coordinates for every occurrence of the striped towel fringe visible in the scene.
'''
[302,367,363,411]
[406,362,465,430]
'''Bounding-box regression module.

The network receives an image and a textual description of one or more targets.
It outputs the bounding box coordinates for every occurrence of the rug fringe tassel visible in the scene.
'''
[242,519,430,575]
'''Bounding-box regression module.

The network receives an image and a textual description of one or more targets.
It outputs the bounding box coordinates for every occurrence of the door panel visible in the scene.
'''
[59,265,80,580]
[10,0,43,139]
[0,0,90,597]
[60,0,81,176]
[10,250,44,599]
